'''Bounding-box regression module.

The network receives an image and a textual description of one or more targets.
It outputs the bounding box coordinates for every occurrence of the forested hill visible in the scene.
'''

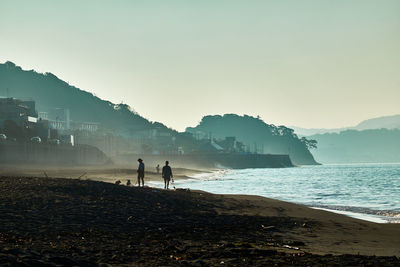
[186,114,318,165]
[0,61,166,136]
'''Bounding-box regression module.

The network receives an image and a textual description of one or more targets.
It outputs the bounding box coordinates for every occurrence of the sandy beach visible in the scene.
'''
[0,164,207,185]
[0,175,399,266]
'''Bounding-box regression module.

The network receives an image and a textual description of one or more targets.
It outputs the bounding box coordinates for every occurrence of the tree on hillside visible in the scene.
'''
[300,137,318,149]
[277,126,296,137]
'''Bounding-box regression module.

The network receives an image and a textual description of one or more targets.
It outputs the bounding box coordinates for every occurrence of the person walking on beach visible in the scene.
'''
[156,164,160,174]
[162,161,173,189]
[137,158,145,187]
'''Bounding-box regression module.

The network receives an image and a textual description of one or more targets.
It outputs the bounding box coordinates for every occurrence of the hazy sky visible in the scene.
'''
[1,0,399,131]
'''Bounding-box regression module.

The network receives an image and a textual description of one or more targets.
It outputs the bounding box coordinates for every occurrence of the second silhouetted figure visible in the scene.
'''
[162,161,173,189]
[137,158,145,187]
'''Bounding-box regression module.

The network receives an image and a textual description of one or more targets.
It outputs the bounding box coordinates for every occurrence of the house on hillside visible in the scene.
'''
[39,108,99,134]
[0,97,38,129]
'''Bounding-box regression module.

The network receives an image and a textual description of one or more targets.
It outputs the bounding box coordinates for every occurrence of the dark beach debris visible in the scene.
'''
[282,244,300,250]
[0,176,399,266]
[261,225,275,231]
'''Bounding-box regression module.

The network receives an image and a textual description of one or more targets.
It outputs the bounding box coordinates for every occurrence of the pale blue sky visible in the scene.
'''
[1,0,399,131]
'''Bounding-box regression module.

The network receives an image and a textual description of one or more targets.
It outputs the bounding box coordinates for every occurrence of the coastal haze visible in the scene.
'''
[1,0,400,131]
[1,1,400,266]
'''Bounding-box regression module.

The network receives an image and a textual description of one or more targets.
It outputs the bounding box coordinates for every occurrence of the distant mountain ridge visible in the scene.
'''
[355,114,400,130]
[292,114,400,136]
[308,128,400,164]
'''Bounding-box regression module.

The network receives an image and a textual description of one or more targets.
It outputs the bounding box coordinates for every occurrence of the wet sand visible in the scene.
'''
[0,176,399,266]
[0,164,206,184]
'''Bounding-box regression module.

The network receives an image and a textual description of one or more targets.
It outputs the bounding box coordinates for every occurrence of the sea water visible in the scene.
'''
[172,163,400,223]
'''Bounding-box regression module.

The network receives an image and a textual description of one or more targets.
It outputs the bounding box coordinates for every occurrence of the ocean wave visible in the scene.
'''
[187,170,230,181]
[177,164,400,224]
[310,204,400,223]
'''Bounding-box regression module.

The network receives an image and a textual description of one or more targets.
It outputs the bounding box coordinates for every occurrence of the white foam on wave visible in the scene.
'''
[311,207,394,223]
[186,169,231,181]
[146,180,164,187]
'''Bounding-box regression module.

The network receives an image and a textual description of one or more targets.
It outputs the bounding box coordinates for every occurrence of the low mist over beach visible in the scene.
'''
[1,0,400,265]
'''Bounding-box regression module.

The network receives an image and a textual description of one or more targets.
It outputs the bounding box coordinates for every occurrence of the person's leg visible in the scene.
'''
[166,179,170,189]
[137,174,140,187]
[164,179,167,189]
[141,176,144,187]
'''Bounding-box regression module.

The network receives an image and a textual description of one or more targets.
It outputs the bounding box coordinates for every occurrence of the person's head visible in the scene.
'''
[165,161,169,165]
[138,158,143,162]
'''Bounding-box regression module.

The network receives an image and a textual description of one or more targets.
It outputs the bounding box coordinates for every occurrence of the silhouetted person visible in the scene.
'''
[156,164,160,174]
[162,161,173,189]
[137,158,145,187]
[126,179,131,186]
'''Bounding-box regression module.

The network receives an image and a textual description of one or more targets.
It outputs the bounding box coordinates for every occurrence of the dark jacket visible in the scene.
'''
[162,165,172,179]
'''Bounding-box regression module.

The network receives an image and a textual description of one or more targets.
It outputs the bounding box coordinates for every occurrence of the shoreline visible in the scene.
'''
[4,164,399,224]
[172,169,400,224]
[2,164,399,224]
[311,207,393,224]
[0,163,209,184]
[0,176,399,265]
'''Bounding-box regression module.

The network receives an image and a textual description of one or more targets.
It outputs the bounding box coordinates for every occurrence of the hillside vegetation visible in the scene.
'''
[186,114,318,165]
[0,61,156,135]
[0,61,211,155]
[1,62,318,165]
